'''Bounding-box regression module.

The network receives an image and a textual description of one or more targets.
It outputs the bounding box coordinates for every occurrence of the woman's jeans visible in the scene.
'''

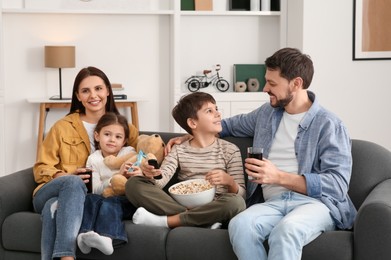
[79,194,136,247]
[33,175,87,260]
[228,191,336,260]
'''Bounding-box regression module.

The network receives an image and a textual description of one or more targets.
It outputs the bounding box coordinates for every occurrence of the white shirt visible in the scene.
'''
[86,146,136,195]
[262,111,306,200]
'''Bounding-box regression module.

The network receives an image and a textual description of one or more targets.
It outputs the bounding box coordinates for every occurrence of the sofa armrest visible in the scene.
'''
[0,168,36,223]
[354,178,391,260]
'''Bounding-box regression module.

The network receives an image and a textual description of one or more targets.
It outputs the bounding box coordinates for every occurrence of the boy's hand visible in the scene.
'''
[140,163,162,179]
[205,168,238,194]
[165,134,192,156]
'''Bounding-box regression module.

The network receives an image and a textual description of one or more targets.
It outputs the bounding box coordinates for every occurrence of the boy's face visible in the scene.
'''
[190,102,222,135]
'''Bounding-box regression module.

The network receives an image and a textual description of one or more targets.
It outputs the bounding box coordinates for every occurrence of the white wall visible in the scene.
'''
[1,0,390,175]
[301,0,391,151]
[1,12,172,175]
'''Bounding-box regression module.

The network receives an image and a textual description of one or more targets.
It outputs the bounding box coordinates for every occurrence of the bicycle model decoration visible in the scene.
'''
[185,64,230,92]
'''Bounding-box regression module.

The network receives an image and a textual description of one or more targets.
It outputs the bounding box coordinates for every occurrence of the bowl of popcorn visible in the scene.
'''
[169,179,216,209]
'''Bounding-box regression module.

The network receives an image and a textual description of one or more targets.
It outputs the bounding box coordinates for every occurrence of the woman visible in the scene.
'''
[33,66,138,260]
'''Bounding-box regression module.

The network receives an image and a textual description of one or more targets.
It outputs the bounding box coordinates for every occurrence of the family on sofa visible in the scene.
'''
[32,47,356,260]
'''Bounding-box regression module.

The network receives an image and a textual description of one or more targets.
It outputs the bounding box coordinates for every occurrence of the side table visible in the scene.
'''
[27,98,140,158]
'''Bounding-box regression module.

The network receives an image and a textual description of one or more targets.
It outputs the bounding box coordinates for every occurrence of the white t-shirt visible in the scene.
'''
[82,121,97,153]
[262,111,306,200]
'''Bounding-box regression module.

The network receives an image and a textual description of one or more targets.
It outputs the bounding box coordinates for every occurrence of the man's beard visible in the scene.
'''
[269,91,293,109]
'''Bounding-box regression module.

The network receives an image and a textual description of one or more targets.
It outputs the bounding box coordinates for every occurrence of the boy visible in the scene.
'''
[125,92,246,228]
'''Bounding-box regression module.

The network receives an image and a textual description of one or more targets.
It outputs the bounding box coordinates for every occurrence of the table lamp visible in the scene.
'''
[44,46,75,100]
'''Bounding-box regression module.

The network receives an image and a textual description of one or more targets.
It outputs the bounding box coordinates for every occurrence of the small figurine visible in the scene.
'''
[185,64,230,92]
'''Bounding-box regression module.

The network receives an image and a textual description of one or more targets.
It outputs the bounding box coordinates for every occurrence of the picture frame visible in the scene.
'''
[353,0,391,60]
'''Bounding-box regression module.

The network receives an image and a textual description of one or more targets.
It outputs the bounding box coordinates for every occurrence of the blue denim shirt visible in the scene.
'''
[220,91,357,229]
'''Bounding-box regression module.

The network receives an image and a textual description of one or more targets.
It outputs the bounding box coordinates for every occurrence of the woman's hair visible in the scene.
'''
[68,66,119,115]
[172,92,216,134]
[265,47,314,89]
[93,112,130,150]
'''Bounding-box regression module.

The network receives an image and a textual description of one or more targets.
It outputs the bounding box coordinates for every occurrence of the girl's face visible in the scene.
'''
[94,124,127,157]
[76,75,109,115]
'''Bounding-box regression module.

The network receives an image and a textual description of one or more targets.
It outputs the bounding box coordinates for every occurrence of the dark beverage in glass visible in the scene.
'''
[78,169,92,193]
[247,147,263,180]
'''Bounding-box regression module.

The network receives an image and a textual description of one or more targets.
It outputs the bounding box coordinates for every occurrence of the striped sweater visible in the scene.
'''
[155,138,246,199]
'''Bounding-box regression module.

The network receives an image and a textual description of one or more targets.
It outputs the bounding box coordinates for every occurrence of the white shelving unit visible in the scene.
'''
[1,0,287,134]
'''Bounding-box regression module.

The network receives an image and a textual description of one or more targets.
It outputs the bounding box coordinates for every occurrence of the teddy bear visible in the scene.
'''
[101,134,165,198]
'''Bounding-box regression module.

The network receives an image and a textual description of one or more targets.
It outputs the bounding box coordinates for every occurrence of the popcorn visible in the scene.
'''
[169,180,213,195]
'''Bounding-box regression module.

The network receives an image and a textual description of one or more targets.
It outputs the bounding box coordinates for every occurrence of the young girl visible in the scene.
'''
[33,66,139,260]
[77,112,142,255]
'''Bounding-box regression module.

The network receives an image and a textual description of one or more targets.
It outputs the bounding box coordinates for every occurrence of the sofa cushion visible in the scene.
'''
[76,221,170,260]
[166,227,237,260]
[2,212,41,253]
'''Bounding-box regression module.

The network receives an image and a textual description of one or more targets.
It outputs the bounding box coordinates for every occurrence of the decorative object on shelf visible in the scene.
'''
[271,0,280,11]
[195,0,213,11]
[213,0,227,11]
[181,0,195,11]
[261,0,270,11]
[233,64,266,92]
[234,82,247,92]
[250,0,260,11]
[44,45,75,100]
[185,64,230,92]
[247,78,260,92]
[229,0,250,11]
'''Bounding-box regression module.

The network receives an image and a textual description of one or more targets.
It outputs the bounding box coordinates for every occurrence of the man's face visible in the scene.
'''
[263,69,294,108]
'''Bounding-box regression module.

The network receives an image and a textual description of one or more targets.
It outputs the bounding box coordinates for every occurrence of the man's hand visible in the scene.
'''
[165,134,192,156]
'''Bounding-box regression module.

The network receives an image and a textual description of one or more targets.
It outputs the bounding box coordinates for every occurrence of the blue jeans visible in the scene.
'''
[33,175,87,260]
[228,191,335,260]
[79,194,136,247]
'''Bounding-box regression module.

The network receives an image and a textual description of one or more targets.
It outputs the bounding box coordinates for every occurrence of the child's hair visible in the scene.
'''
[172,92,216,134]
[94,112,130,150]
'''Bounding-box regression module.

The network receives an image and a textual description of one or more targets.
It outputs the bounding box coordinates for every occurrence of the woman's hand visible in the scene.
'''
[164,134,192,156]
[72,167,92,183]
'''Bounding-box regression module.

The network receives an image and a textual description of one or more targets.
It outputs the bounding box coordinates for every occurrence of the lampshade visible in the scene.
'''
[45,46,75,68]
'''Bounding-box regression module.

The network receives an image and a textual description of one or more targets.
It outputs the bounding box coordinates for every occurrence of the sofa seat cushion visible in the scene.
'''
[76,220,170,260]
[2,212,41,253]
[166,227,237,260]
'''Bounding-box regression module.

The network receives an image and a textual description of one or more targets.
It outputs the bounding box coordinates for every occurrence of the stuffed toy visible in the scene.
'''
[101,134,166,198]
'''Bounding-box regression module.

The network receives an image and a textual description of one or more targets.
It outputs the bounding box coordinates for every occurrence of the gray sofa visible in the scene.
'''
[1,132,391,260]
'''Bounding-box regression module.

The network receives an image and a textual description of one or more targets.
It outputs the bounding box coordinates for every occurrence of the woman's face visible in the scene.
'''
[76,75,109,115]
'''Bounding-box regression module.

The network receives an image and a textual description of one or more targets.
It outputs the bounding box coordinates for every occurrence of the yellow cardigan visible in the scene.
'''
[33,112,139,195]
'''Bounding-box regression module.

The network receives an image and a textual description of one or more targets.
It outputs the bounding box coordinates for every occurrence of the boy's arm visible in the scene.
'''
[155,145,180,189]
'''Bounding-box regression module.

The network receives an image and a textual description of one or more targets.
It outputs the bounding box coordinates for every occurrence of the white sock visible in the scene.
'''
[82,231,114,255]
[210,222,222,229]
[132,207,168,227]
[77,233,91,254]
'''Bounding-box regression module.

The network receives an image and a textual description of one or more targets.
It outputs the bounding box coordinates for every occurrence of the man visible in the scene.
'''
[224,47,357,260]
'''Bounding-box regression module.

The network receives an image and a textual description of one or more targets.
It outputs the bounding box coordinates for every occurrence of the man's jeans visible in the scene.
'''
[79,194,136,246]
[33,175,87,260]
[228,191,335,260]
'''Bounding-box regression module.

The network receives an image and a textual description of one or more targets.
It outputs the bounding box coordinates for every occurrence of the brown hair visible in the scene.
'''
[94,112,130,150]
[265,47,314,89]
[172,92,216,134]
[68,66,119,115]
